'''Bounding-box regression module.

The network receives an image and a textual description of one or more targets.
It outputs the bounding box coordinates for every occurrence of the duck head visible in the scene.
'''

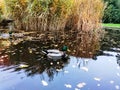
[61,45,68,52]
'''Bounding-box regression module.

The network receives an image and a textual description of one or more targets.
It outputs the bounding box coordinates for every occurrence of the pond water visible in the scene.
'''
[0,29,120,90]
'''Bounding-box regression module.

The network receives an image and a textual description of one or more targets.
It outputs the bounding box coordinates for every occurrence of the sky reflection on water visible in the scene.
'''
[0,51,120,90]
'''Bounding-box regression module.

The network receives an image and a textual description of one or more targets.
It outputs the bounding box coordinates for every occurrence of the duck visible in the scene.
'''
[0,19,14,28]
[42,45,68,60]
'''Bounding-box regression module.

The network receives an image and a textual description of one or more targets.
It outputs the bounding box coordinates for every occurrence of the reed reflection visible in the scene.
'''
[65,30,101,58]
[0,29,103,81]
[0,29,102,65]
[0,40,70,81]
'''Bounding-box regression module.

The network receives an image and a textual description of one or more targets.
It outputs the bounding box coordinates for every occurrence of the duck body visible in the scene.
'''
[42,49,67,60]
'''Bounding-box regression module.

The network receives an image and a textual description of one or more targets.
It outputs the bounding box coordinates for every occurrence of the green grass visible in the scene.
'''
[103,23,120,28]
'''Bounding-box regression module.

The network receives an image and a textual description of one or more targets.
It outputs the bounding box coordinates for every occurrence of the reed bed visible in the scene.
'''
[0,0,105,41]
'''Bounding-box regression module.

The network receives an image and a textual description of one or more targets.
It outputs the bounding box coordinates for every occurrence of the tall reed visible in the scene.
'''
[3,0,28,29]
[1,0,104,38]
[0,0,7,19]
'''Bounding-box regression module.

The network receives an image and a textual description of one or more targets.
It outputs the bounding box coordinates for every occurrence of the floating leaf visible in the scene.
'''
[64,84,72,88]
[97,84,101,87]
[110,80,114,84]
[19,64,29,68]
[94,77,101,81]
[75,88,80,90]
[56,69,62,72]
[57,61,60,64]
[115,85,120,90]
[77,82,86,88]
[117,66,120,69]
[29,49,32,53]
[35,52,39,54]
[117,73,120,77]
[41,80,48,86]
[72,65,76,68]
[54,44,58,47]
[80,67,88,72]
[50,62,53,65]
[64,70,69,73]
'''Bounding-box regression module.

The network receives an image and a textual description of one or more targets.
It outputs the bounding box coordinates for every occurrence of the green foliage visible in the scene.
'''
[103,0,120,23]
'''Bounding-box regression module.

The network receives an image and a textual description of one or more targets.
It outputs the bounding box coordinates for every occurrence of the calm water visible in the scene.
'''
[0,29,120,90]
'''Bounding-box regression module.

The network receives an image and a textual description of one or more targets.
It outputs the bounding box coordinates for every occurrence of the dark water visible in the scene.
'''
[0,29,120,90]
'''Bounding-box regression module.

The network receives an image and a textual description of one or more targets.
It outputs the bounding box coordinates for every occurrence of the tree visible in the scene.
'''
[103,0,120,23]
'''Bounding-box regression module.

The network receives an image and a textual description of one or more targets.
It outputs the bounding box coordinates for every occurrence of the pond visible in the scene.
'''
[0,29,120,90]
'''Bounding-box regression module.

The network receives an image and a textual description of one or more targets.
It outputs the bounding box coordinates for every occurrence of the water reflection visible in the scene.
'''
[1,29,120,90]
[65,30,101,58]
[0,29,101,82]
[0,40,70,81]
[0,29,120,64]
[0,30,103,66]
[100,29,120,50]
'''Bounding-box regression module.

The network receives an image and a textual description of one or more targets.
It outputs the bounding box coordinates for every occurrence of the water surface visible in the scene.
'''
[0,29,120,90]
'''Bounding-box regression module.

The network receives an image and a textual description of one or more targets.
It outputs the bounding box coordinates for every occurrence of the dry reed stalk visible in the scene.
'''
[70,0,104,32]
